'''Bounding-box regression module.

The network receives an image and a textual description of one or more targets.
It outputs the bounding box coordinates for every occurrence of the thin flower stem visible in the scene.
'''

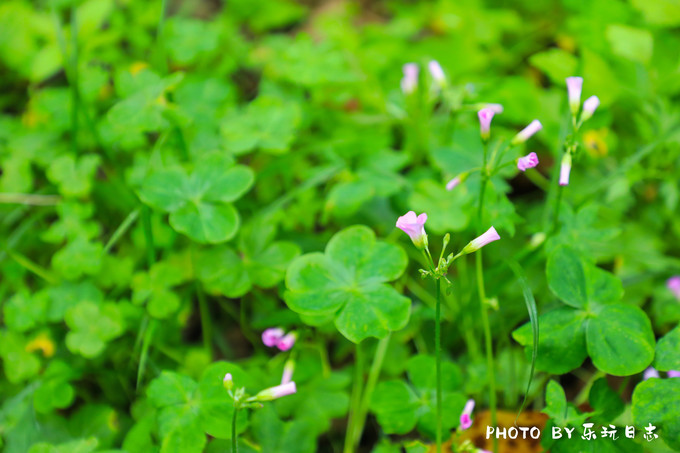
[232,406,239,453]
[353,335,390,449]
[551,183,564,233]
[477,142,498,453]
[435,278,443,453]
[196,283,213,358]
[344,343,365,453]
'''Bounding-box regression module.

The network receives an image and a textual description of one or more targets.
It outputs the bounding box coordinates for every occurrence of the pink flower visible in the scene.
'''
[223,372,234,390]
[566,77,583,115]
[277,332,297,351]
[396,211,428,249]
[463,227,501,254]
[517,152,539,172]
[667,276,680,300]
[262,328,285,347]
[401,63,419,94]
[643,367,660,380]
[459,399,475,430]
[581,95,600,121]
[478,108,495,141]
[559,154,572,186]
[668,370,680,378]
[254,382,297,401]
[511,120,542,145]
[428,60,446,86]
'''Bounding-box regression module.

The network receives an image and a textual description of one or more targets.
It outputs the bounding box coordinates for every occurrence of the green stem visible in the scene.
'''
[344,344,365,453]
[435,278,443,453]
[141,206,155,268]
[69,6,79,154]
[104,208,140,254]
[353,335,390,449]
[551,183,564,234]
[477,141,498,453]
[0,193,61,205]
[232,406,239,453]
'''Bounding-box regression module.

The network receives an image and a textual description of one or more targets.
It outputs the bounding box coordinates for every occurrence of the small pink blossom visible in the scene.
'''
[401,63,419,94]
[478,108,495,141]
[581,96,600,121]
[566,77,583,115]
[277,332,297,351]
[459,399,475,430]
[428,60,446,86]
[517,152,539,172]
[667,276,680,300]
[643,367,660,380]
[668,370,680,378]
[511,120,542,145]
[486,103,504,114]
[559,154,572,186]
[396,211,428,249]
[262,328,285,347]
[254,382,297,401]
[463,227,501,254]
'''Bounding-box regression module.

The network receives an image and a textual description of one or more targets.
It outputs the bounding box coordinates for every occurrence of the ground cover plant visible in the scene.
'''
[1,0,680,452]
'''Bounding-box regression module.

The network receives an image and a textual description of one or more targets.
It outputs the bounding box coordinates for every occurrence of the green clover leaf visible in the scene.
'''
[197,220,300,298]
[138,153,254,244]
[284,225,410,343]
[0,330,41,383]
[514,245,654,376]
[46,154,100,197]
[654,325,680,372]
[221,95,302,155]
[65,301,124,358]
[33,360,77,414]
[132,261,186,319]
[147,362,249,453]
[632,378,680,450]
[250,404,317,453]
[370,355,466,438]
[51,237,103,280]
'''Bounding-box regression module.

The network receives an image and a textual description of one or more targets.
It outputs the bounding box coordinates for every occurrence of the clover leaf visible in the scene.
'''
[250,405,317,453]
[221,95,301,155]
[655,325,680,371]
[285,225,410,343]
[632,378,680,450]
[0,330,41,383]
[64,301,124,358]
[52,237,103,280]
[3,290,47,332]
[197,220,300,298]
[514,245,654,376]
[46,154,100,198]
[132,261,185,319]
[370,355,466,438]
[147,362,249,453]
[33,360,77,414]
[138,153,254,243]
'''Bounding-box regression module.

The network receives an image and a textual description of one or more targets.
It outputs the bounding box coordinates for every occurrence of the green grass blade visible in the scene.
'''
[508,260,539,422]
[104,208,140,254]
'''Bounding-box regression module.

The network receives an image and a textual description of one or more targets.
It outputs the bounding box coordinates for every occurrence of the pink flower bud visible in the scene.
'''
[281,360,295,384]
[262,328,285,347]
[668,370,680,378]
[511,120,542,145]
[566,77,583,115]
[446,176,461,191]
[559,154,572,186]
[517,152,539,172]
[643,367,660,380]
[477,108,495,142]
[255,382,297,401]
[666,276,680,300]
[428,60,446,86]
[463,227,500,254]
[486,103,504,114]
[581,95,600,121]
[396,211,428,250]
[459,399,475,430]
[223,372,234,390]
[277,332,297,351]
[401,63,419,94]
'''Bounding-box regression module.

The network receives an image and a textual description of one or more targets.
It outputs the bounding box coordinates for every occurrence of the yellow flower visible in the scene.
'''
[130,61,149,75]
[25,332,55,358]
[583,129,609,157]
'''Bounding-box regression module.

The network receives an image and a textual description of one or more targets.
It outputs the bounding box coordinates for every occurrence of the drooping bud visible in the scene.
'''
[566,77,583,116]
[580,95,600,122]
[446,172,469,191]
[517,152,539,172]
[262,328,285,348]
[253,382,297,401]
[511,120,542,145]
[559,153,572,186]
[401,63,419,95]
[428,60,446,87]
[223,373,234,391]
[462,227,501,254]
